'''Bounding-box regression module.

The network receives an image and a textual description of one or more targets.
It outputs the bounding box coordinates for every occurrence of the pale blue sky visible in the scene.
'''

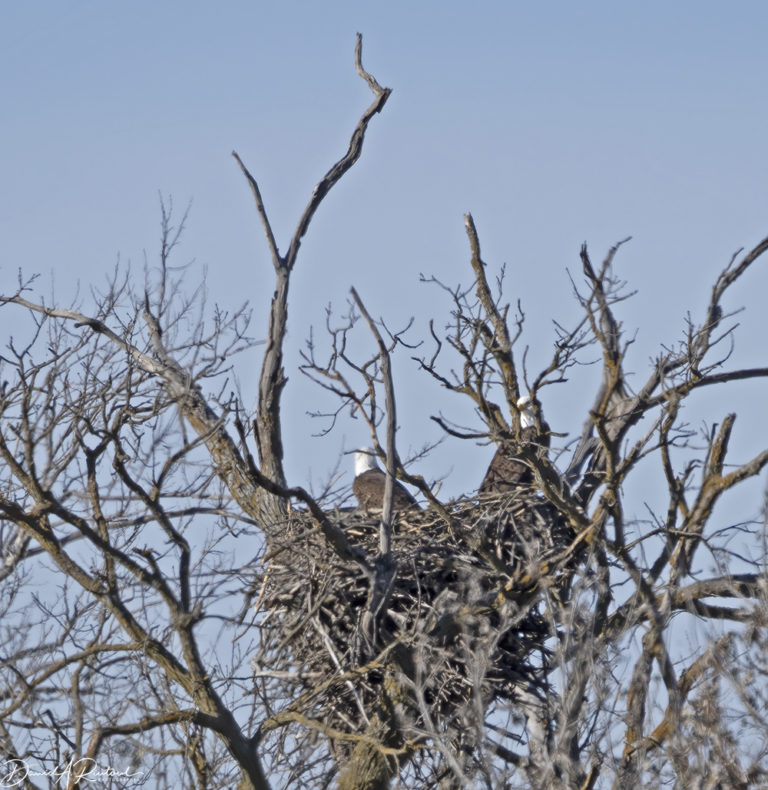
[1,2,767,512]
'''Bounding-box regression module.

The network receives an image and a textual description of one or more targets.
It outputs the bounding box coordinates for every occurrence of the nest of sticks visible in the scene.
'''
[252,489,577,753]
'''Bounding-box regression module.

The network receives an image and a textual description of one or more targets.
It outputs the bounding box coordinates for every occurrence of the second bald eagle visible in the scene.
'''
[480,396,550,495]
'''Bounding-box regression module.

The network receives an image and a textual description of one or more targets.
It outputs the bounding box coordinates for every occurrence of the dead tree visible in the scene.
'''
[1,34,768,790]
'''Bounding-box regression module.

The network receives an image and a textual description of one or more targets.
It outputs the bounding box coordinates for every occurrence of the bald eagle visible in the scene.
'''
[353,448,420,515]
[480,396,550,495]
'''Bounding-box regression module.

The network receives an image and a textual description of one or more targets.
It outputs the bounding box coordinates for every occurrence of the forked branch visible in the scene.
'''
[232,35,391,518]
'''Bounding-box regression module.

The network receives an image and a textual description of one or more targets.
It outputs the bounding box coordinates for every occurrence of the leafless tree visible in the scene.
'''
[1,35,768,790]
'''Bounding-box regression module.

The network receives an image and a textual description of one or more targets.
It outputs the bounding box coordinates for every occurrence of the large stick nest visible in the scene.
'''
[253,490,578,747]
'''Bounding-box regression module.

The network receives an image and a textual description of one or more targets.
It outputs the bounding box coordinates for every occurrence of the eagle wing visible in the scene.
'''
[353,469,419,514]
[479,422,550,495]
[479,447,531,494]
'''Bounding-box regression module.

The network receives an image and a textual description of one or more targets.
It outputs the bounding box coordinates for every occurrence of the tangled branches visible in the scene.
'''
[253,491,579,786]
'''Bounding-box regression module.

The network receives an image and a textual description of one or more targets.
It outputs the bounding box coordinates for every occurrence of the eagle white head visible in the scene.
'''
[354,447,380,477]
[517,395,535,429]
